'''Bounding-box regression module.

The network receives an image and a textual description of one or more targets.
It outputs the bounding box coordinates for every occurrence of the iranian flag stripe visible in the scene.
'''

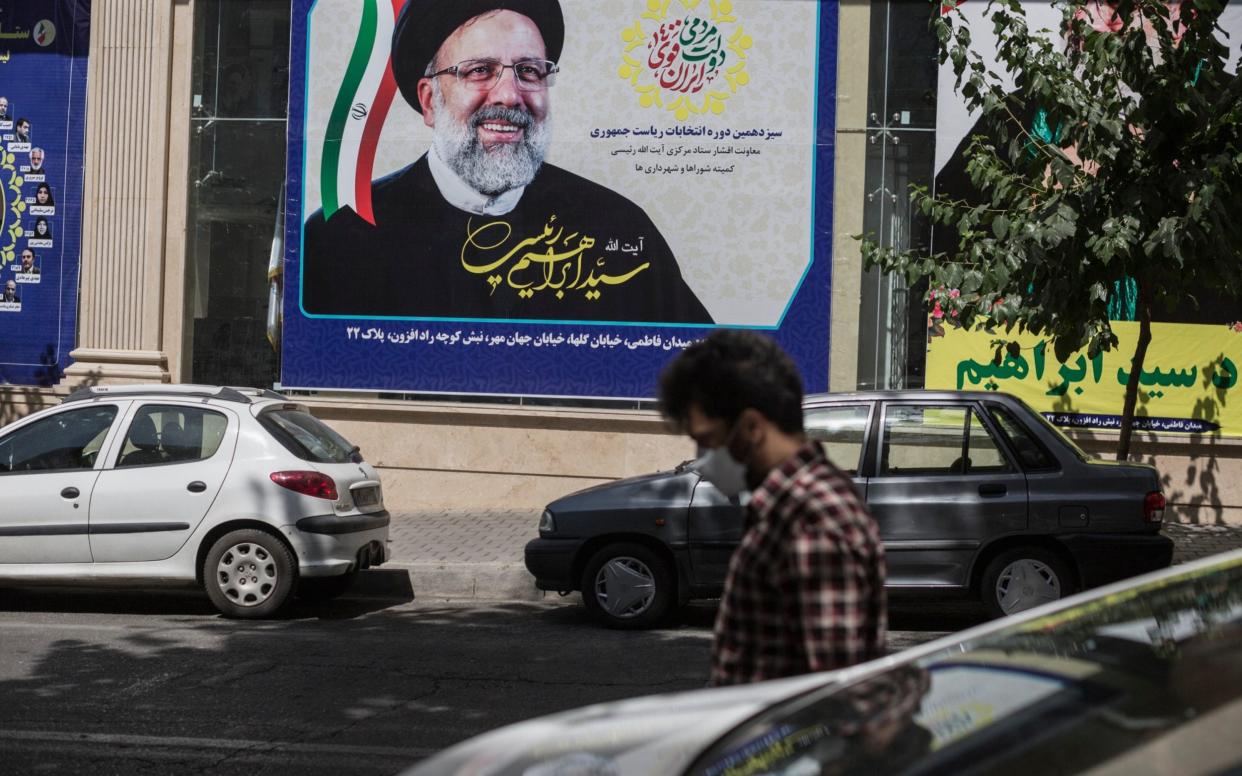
[353,0,404,224]
[321,0,384,219]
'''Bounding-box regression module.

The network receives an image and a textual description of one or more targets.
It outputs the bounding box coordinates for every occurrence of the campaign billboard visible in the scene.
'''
[0,1,90,387]
[928,323,1242,435]
[281,0,837,398]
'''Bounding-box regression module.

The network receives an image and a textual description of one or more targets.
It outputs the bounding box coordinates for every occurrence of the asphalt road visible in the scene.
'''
[0,587,980,775]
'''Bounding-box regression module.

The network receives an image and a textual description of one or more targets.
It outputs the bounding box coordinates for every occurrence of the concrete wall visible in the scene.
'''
[306,397,696,512]
[305,394,1242,527]
[5,383,1238,525]
[1070,430,1242,526]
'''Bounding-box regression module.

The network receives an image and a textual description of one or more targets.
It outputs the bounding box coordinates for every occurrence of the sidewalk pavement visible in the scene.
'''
[361,509,1242,602]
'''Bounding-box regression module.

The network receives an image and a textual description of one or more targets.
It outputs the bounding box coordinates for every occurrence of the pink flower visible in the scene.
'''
[1075,1,1124,33]
[950,309,959,318]
[1232,321,1242,332]
[948,288,961,299]
[932,301,944,319]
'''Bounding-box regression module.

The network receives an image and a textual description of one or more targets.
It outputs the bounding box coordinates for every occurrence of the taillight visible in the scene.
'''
[1143,491,1166,523]
[270,471,338,500]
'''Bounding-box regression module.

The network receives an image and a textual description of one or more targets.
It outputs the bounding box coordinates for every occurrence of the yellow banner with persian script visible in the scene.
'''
[926,323,1242,436]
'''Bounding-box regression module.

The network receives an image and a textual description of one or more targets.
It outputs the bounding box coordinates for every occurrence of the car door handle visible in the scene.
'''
[60,487,80,499]
[978,484,1007,497]
[187,481,207,493]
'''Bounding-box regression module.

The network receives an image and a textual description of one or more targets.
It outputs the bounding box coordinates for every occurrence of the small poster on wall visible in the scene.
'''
[0,1,89,387]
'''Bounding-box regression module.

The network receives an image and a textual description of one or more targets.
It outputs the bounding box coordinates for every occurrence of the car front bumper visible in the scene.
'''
[525,537,583,591]
[1061,531,1174,588]
[284,510,391,578]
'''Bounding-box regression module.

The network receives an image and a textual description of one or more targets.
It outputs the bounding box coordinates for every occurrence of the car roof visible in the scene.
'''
[804,389,1021,404]
[61,384,290,406]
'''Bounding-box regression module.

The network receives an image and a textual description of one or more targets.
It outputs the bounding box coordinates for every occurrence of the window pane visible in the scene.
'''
[988,404,1057,470]
[186,0,290,388]
[258,409,360,464]
[191,2,290,120]
[0,406,117,472]
[856,0,940,392]
[967,409,1012,473]
[805,405,871,474]
[116,405,228,467]
[866,1,939,130]
[880,405,966,475]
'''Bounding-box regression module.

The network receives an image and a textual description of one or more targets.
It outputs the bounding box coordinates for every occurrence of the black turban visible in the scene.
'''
[391,0,565,114]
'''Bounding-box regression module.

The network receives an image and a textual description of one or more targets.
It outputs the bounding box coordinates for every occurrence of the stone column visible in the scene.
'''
[63,0,192,388]
[830,0,871,392]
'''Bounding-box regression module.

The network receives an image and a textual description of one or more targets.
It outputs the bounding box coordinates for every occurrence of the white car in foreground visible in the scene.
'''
[406,549,1242,775]
[0,384,388,618]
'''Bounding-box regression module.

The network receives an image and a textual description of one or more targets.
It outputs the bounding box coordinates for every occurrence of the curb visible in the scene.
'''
[354,561,546,602]
[353,522,1242,603]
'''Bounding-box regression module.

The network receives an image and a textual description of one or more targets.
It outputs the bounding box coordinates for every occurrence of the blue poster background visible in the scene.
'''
[0,1,89,387]
[281,0,836,399]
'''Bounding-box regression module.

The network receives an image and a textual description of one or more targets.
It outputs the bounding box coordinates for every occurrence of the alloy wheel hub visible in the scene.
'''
[216,543,278,607]
[595,557,655,618]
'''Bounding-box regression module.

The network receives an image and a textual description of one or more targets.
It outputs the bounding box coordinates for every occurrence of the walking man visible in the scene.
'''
[658,330,886,685]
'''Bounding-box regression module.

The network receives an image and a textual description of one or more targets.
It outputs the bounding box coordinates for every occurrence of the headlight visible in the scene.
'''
[538,509,556,533]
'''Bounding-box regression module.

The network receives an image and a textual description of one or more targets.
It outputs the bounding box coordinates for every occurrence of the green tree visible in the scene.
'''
[861,0,1242,460]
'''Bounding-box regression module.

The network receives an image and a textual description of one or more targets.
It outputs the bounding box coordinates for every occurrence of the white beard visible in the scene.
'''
[430,81,551,197]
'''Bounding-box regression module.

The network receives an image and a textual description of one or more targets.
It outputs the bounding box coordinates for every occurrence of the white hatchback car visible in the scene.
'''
[0,384,389,618]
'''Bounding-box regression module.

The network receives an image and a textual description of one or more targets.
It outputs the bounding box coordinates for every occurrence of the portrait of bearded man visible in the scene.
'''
[302,0,712,325]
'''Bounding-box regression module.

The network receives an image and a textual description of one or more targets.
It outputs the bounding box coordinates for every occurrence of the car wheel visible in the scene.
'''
[981,546,1076,619]
[581,542,674,630]
[296,570,358,602]
[203,529,295,619]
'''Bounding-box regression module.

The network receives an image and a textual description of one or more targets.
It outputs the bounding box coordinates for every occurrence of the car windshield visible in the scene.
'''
[687,556,1242,776]
[258,408,361,464]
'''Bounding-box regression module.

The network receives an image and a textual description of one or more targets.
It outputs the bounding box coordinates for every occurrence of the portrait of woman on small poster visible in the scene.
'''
[28,216,53,248]
[35,183,54,207]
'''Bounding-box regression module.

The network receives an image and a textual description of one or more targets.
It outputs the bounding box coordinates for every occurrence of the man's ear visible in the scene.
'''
[417,79,436,128]
[736,407,765,445]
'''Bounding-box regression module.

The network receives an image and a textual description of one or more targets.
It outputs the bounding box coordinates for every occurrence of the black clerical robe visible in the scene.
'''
[303,157,712,324]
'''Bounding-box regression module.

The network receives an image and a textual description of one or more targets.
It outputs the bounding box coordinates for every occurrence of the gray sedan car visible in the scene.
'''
[525,391,1173,628]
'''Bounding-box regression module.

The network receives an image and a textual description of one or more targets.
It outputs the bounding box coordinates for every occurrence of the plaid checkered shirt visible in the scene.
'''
[709,441,887,686]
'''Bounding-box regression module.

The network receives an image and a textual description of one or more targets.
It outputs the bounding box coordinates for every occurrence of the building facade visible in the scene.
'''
[5,0,1239,524]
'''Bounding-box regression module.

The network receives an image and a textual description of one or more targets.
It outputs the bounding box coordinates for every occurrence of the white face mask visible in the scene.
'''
[693,446,749,498]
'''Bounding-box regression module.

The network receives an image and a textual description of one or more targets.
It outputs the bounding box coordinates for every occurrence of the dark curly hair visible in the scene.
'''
[658,330,804,434]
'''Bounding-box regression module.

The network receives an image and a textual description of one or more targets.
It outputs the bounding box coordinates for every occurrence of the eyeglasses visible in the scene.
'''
[428,58,559,91]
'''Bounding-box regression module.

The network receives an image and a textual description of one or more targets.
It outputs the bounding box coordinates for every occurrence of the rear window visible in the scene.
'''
[258,409,361,464]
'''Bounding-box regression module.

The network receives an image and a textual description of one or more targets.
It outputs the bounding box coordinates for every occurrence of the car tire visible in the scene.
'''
[203,529,296,619]
[296,570,358,602]
[581,542,674,630]
[981,546,1076,619]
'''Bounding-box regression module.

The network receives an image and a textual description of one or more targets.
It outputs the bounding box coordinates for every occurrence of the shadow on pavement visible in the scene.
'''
[0,590,717,776]
[888,597,990,633]
[668,598,990,634]
[0,580,412,621]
